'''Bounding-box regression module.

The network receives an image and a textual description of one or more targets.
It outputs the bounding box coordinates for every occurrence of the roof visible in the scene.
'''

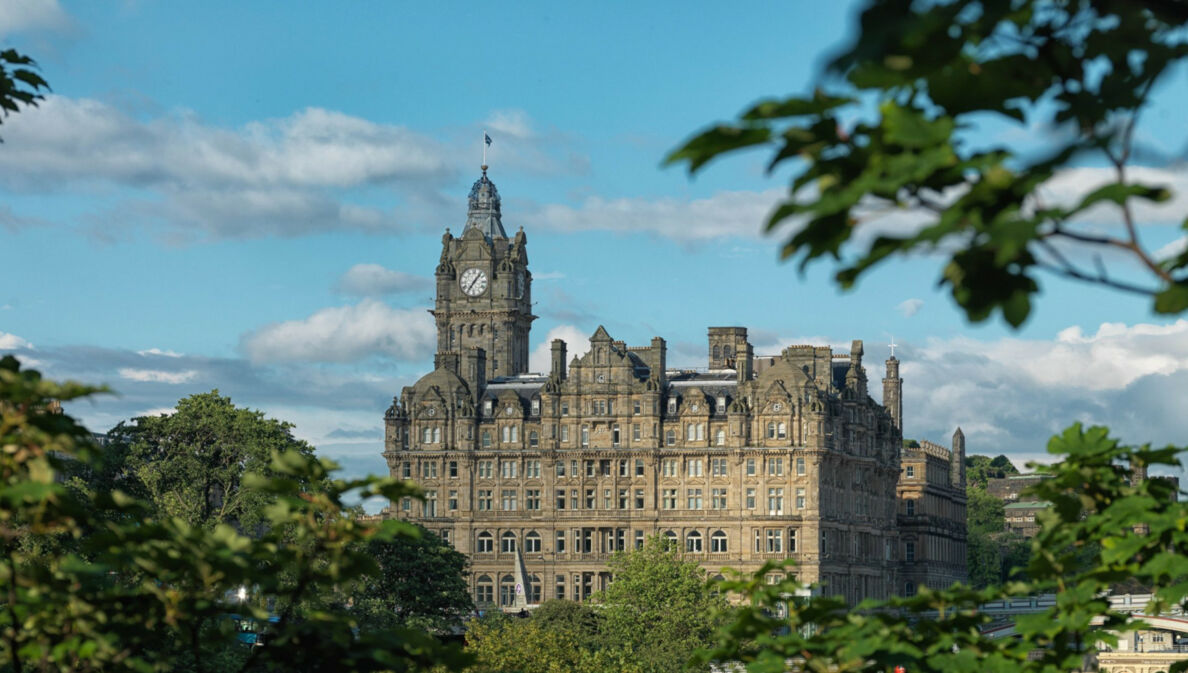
[1004,501,1051,510]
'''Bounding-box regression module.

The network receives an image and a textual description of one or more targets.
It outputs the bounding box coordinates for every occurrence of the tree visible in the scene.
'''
[106,391,318,532]
[0,356,470,672]
[668,0,1188,326]
[0,49,48,141]
[668,1,1188,671]
[351,524,473,632]
[965,454,1020,490]
[596,536,730,673]
[966,484,1006,533]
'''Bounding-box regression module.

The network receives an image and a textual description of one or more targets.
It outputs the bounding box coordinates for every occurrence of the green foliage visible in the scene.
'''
[351,524,473,632]
[965,453,1019,489]
[700,423,1188,672]
[0,49,49,141]
[967,486,1006,534]
[0,355,469,672]
[597,536,730,673]
[667,0,1188,327]
[103,391,318,533]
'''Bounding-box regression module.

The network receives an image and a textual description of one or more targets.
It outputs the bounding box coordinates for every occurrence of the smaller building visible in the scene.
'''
[1004,501,1050,537]
[986,474,1049,502]
[1096,628,1188,673]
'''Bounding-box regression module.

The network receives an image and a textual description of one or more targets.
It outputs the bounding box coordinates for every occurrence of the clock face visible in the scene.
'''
[515,271,526,299]
[460,267,488,296]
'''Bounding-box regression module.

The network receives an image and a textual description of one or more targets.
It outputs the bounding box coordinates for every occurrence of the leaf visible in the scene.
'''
[665,125,772,173]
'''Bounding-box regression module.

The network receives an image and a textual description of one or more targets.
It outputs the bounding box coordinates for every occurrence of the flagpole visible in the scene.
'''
[482,129,487,169]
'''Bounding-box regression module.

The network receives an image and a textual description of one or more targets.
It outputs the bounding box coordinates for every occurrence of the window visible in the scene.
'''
[905,541,915,562]
[796,487,806,510]
[424,490,437,517]
[686,424,696,442]
[768,457,784,476]
[476,575,493,604]
[556,530,566,553]
[635,489,645,509]
[633,400,641,415]
[788,528,797,552]
[525,459,541,478]
[906,465,915,478]
[525,531,541,553]
[711,457,728,477]
[796,456,805,476]
[401,497,411,512]
[665,429,676,446]
[603,489,612,509]
[600,459,611,476]
[712,488,728,509]
[449,460,458,478]
[667,398,677,414]
[635,458,645,476]
[710,530,728,553]
[477,489,493,511]
[401,461,411,479]
[687,488,703,510]
[634,530,645,549]
[906,500,915,516]
[525,489,541,510]
[745,487,756,509]
[481,431,491,448]
[777,422,787,439]
[423,461,439,479]
[440,529,451,546]
[662,489,678,510]
[904,581,916,596]
[632,423,641,442]
[570,489,579,510]
[618,489,628,509]
[531,398,540,415]
[612,425,621,447]
[766,529,783,553]
[686,530,703,553]
[561,425,570,442]
[501,532,517,553]
[555,461,566,477]
[585,489,595,509]
[715,429,725,446]
[585,460,596,477]
[500,575,515,607]
[767,487,784,515]
[477,532,493,553]
[483,400,493,415]
[555,574,566,599]
[556,489,566,510]
[581,425,590,447]
[619,459,628,477]
[448,490,458,510]
[501,489,518,511]
[746,458,756,476]
[529,430,539,447]
[687,459,703,477]
[663,530,678,548]
[717,396,726,413]
[662,459,678,477]
[561,402,569,416]
[478,460,493,479]
[766,422,775,439]
[501,460,518,479]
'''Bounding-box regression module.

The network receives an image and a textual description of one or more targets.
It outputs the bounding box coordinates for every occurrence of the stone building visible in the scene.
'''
[382,169,968,608]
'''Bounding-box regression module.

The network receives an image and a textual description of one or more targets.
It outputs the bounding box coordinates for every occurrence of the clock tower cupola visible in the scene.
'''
[432,167,534,379]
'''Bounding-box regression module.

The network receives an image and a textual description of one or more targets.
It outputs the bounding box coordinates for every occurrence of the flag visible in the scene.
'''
[484,133,492,146]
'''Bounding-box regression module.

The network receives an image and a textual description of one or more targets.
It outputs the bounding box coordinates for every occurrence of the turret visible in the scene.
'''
[951,427,966,488]
[883,355,902,432]
[550,339,567,381]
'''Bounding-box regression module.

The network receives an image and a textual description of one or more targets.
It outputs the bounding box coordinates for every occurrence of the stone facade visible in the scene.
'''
[382,170,968,608]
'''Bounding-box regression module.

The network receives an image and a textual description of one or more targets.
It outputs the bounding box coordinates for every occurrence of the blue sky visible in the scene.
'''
[3,1,1188,485]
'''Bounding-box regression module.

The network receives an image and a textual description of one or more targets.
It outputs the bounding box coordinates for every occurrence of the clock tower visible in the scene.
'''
[432,168,534,379]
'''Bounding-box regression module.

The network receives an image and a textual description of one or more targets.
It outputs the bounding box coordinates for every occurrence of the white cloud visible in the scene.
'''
[479,108,589,177]
[523,188,784,242]
[0,96,454,239]
[0,0,71,36]
[240,299,436,364]
[1156,236,1186,262]
[118,368,198,384]
[528,325,593,374]
[135,407,177,418]
[0,331,32,349]
[897,298,924,318]
[137,347,182,357]
[485,109,535,140]
[1036,166,1188,227]
[334,263,431,296]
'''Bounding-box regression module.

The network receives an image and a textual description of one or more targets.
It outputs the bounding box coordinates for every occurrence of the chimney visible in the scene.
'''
[550,339,567,381]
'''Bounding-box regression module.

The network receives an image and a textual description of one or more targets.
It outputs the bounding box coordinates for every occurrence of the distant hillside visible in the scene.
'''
[964,454,1020,490]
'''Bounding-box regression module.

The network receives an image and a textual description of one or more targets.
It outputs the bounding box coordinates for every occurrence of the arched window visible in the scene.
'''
[500,574,516,607]
[525,531,541,553]
[715,429,725,446]
[477,532,493,553]
[777,422,786,439]
[475,575,493,605]
[663,530,678,549]
[665,429,675,446]
[712,345,721,360]
[686,530,703,553]
[528,574,542,604]
[510,426,518,442]
[686,424,696,441]
[697,423,705,441]
[529,430,539,447]
[904,581,916,596]
[766,422,776,439]
[433,427,441,443]
[501,426,510,443]
[723,345,733,359]
[422,427,432,443]
[710,530,728,553]
[481,430,491,448]
[501,531,517,553]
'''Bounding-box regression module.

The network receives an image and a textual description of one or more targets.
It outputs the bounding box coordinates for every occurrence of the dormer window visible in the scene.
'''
[667,398,677,414]
[531,399,540,415]
[716,396,726,413]
[483,400,493,415]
